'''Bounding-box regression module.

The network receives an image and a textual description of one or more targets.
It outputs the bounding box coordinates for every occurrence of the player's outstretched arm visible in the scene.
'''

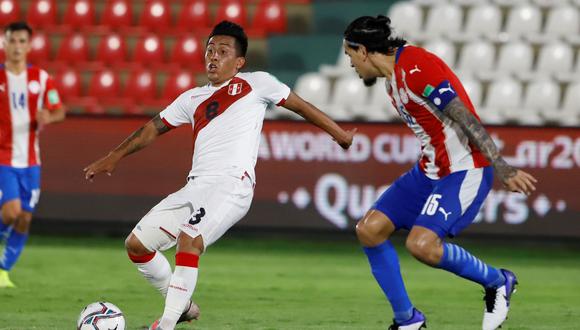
[83,115,171,181]
[282,91,356,149]
[443,97,537,195]
[38,107,66,126]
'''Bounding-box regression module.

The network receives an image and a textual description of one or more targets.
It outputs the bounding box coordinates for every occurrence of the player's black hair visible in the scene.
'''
[208,21,248,57]
[343,15,406,56]
[4,21,33,37]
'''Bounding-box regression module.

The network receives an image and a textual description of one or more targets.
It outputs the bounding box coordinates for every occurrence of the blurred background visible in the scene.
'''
[0,0,575,238]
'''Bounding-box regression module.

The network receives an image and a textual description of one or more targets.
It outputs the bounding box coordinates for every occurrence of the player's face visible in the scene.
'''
[343,40,377,80]
[4,30,32,63]
[205,35,245,86]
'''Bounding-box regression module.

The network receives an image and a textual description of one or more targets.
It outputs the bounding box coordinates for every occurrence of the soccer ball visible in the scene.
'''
[77,302,126,330]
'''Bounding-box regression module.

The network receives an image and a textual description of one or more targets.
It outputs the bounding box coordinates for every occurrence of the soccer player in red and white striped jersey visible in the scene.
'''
[0,22,65,288]
[343,16,536,330]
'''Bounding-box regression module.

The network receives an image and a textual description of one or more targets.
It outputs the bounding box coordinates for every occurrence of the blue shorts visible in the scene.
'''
[0,165,41,213]
[372,164,493,238]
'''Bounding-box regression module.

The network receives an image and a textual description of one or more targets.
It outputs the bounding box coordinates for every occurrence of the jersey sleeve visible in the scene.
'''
[403,49,458,111]
[42,75,62,112]
[252,71,291,106]
[159,92,193,128]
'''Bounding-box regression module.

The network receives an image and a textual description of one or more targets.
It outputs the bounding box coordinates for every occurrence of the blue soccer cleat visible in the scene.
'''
[389,308,427,330]
[482,269,518,330]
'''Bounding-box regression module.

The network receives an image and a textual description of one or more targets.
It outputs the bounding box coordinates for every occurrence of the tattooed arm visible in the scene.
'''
[84,115,172,181]
[444,97,537,195]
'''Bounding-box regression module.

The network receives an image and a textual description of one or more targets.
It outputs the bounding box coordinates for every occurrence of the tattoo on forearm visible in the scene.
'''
[152,115,171,134]
[444,98,517,180]
[114,126,146,156]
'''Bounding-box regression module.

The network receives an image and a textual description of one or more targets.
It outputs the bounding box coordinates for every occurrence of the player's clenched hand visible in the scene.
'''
[83,153,121,182]
[335,128,357,149]
[502,169,537,196]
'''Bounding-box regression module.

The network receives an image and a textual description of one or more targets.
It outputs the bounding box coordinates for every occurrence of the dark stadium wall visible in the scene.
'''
[36,117,580,238]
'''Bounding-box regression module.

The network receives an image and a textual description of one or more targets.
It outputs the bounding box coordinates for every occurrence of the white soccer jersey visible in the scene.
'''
[160,71,290,183]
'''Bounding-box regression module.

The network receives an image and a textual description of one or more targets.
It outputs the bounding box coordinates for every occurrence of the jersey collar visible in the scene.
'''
[395,46,405,64]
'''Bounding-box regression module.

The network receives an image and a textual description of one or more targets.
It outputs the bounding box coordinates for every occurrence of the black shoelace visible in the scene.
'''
[484,287,497,312]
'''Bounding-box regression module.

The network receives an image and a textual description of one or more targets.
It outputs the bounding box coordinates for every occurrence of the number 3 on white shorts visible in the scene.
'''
[421,193,442,216]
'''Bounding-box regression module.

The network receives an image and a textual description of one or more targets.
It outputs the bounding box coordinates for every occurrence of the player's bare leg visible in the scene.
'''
[406,226,517,330]
[0,201,29,288]
[356,210,426,330]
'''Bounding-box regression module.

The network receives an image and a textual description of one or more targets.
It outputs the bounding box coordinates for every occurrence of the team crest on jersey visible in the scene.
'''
[228,83,243,96]
[398,87,409,104]
[28,81,40,94]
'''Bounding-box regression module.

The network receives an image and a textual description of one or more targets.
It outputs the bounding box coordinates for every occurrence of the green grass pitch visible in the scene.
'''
[0,233,579,330]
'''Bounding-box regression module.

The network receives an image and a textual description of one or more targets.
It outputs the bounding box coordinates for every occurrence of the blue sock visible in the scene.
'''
[364,240,414,323]
[0,230,28,271]
[437,243,505,289]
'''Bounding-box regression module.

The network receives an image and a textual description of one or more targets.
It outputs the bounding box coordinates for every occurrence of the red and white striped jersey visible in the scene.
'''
[0,65,62,168]
[387,45,489,179]
[160,71,291,183]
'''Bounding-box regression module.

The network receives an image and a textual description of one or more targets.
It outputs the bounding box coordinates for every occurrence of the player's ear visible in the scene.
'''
[236,57,246,70]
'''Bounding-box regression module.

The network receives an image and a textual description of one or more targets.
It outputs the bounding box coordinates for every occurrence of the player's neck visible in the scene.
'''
[369,52,395,80]
[5,60,27,75]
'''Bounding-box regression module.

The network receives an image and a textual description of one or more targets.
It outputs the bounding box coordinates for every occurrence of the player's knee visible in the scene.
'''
[13,215,32,233]
[405,237,441,265]
[176,233,204,255]
[125,233,150,256]
[356,221,383,247]
[2,206,21,224]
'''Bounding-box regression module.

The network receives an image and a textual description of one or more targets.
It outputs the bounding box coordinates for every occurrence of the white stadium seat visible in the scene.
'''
[423,39,456,67]
[388,2,423,40]
[460,77,483,109]
[365,79,397,121]
[536,42,574,76]
[504,5,542,37]
[542,82,580,126]
[457,40,495,74]
[496,42,534,75]
[544,6,579,37]
[480,77,522,124]
[331,76,367,107]
[293,73,330,119]
[464,4,502,39]
[319,48,351,78]
[518,79,560,125]
[423,4,463,39]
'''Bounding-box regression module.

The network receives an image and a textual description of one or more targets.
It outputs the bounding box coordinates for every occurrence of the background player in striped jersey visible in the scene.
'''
[0,22,65,288]
[84,21,356,330]
[343,16,537,330]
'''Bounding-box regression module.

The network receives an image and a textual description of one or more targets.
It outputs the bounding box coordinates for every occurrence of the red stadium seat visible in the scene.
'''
[125,69,156,99]
[139,0,171,31]
[215,0,247,27]
[96,34,128,64]
[170,35,204,71]
[28,33,51,64]
[101,0,133,29]
[57,33,89,63]
[177,0,210,31]
[90,70,120,98]
[133,35,165,64]
[55,68,82,99]
[162,70,196,101]
[0,0,20,25]
[63,0,96,28]
[26,0,56,29]
[251,0,287,34]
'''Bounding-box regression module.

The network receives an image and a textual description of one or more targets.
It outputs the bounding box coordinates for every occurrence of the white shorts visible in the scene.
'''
[132,175,254,252]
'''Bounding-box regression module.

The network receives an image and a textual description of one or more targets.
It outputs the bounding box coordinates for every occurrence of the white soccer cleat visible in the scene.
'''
[482,269,518,330]
[388,308,427,330]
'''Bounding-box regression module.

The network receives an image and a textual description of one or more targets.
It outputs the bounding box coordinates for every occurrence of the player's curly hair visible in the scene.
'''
[4,21,33,36]
[208,21,248,57]
[343,15,406,56]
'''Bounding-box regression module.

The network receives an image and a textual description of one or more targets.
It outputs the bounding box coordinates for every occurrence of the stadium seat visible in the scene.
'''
[518,79,560,125]
[133,35,165,64]
[457,40,495,74]
[96,34,128,64]
[125,70,158,103]
[331,75,367,120]
[0,0,19,25]
[162,70,196,101]
[496,42,533,76]
[536,42,574,76]
[63,0,96,28]
[388,2,422,40]
[89,70,121,98]
[423,4,463,39]
[293,73,330,110]
[504,5,542,38]
[28,33,50,64]
[55,68,82,99]
[544,6,579,37]
[101,0,133,29]
[461,77,483,109]
[177,0,210,31]
[423,39,456,67]
[140,0,171,31]
[26,0,56,29]
[251,0,287,34]
[170,35,204,71]
[215,1,247,27]
[482,78,522,124]
[463,4,502,39]
[57,33,89,64]
[552,82,580,126]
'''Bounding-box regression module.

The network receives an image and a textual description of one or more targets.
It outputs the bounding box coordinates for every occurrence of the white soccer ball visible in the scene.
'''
[77,301,126,330]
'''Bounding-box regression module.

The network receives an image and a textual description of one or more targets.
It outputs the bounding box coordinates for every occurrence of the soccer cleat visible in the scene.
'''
[388,308,427,330]
[482,269,518,330]
[148,319,163,330]
[177,300,200,323]
[0,269,16,288]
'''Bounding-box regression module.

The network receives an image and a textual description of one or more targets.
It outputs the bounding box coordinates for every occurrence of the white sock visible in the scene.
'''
[159,265,198,329]
[133,251,172,297]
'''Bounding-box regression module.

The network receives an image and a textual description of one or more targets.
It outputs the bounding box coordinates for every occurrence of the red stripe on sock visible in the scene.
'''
[175,252,199,268]
[128,251,156,263]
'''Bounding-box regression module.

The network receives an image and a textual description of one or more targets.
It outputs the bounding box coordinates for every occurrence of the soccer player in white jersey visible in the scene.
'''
[84,21,356,329]
[0,22,65,288]
[342,16,537,330]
